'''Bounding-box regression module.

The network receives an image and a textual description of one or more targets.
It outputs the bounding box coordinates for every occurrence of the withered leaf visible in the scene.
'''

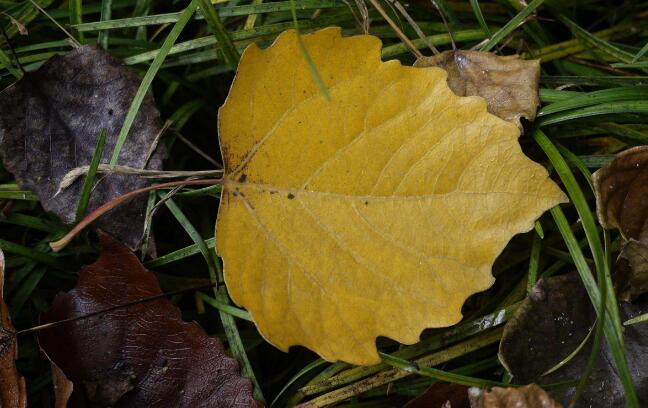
[39,233,260,408]
[415,50,540,128]
[52,363,73,408]
[405,383,470,408]
[0,249,27,408]
[593,146,648,300]
[617,239,648,301]
[499,273,648,407]
[0,45,166,249]
[468,384,562,408]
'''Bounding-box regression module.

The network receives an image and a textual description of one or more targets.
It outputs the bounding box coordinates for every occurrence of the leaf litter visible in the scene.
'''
[499,273,648,407]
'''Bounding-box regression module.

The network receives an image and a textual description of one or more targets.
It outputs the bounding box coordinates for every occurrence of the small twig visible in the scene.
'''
[27,0,81,47]
[348,0,370,34]
[143,119,172,167]
[430,0,455,50]
[16,282,217,336]
[175,131,223,169]
[366,0,423,59]
[50,178,223,251]
[0,21,25,75]
[58,164,223,191]
[387,0,439,55]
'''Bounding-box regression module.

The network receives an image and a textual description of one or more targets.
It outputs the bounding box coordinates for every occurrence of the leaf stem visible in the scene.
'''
[49,179,223,252]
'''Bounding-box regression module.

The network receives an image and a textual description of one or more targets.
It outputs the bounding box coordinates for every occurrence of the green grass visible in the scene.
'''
[1,0,648,406]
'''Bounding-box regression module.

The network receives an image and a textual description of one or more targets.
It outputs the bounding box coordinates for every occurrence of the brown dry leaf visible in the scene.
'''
[415,50,540,128]
[216,27,566,365]
[39,233,260,408]
[593,145,648,300]
[405,383,470,408]
[0,249,27,408]
[468,384,562,408]
[52,363,73,408]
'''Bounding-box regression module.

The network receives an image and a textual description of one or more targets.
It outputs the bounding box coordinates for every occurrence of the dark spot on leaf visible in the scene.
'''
[364,201,369,205]
[238,174,247,183]
[287,193,295,200]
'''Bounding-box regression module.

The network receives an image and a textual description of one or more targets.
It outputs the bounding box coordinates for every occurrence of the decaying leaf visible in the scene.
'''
[499,273,648,407]
[617,240,648,301]
[405,383,470,408]
[593,146,648,300]
[52,363,73,408]
[0,45,166,249]
[39,233,259,407]
[0,249,27,408]
[216,27,567,365]
[415,50,540,128]
[468,384,562,408]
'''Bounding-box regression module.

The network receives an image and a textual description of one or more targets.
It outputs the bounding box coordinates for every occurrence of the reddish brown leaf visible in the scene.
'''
[38,233,260,408]
[52,363,73,408]
[0,249,27,408]
[468,384,562,408]
[405,383,470,408]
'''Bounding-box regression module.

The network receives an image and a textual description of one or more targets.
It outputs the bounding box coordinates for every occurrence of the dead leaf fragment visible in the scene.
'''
[39,233,260,408]
[499,273,648,407]
[415,50,540,128]
[405,383,470,408]
[52,363,73,408]
[617,239,648,301]
[0,249,27,408]
[593,145,648,300]
[0,45,166,249]
[468,384,562,408]
[216,27,566,365]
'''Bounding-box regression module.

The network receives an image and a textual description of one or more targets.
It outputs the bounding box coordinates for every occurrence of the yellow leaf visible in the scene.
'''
[216,27,567,365]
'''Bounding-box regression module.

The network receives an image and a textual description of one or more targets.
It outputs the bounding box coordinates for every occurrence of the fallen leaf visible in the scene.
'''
[405,383,470,408]
[52,363,73,408]
[593,146,648,300]
[0,249,27,408]
[499,273,648,407]
[616,240,648,301]
[216,27,567,365]
[39,232,260,407]
[0,45,166,249]
[468,384,562,408]
[415,50,541,128]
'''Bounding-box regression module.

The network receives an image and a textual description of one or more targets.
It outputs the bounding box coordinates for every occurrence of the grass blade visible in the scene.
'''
[76,128,106,222]
[197,0,239,67]
[97,0,112,49]
[534,129,637,408]
[480,0,544,52]
[109,0,199,165]
[469,0,491,37]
